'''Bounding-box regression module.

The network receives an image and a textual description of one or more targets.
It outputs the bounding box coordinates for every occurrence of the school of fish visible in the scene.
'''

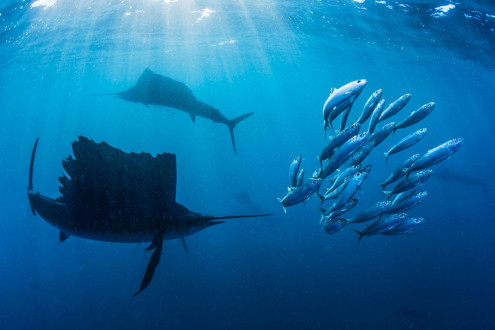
[278,79,463,243]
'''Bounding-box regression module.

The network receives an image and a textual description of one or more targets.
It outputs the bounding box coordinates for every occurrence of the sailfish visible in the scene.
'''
[27,137,272,296]
[97,68,253,154]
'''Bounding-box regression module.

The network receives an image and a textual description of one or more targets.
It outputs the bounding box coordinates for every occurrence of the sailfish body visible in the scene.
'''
[27,137,271,295]
[107,68,253,154]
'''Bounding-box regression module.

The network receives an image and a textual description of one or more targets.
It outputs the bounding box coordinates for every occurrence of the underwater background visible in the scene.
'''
[1,0,494,329]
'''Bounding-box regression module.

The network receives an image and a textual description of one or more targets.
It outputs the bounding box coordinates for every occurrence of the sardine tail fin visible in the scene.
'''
[227,112,254,155]
[329,121,335,133]
[383,191,392,200]
[353,230,364,245]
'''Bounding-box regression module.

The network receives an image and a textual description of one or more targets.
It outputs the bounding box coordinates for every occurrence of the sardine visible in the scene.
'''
[394,102,435,134]
[357,89,383,124]
[355,213,408,243]
[319,123,361,165]
[320,132,369,179]
[383,191,428,214]
[368,99,385,134]
[327,164,361,193]
[381,217,425,235]
[380,153,420,190]
[289,155,302,187]
[321,198,358,218]
[327,168,370,214]
[323,80,367,132]
[370,122,396,147]
[278,178,322,212]
[349,140,375,165]
[379,94,411,122]
[384,128,427,163]
[322,218,348,235]
[348,201,392,223]
[339,105,353,133]
[318,178,348,203]
[391,186,422,205]
[384,170,433,199]
[296,169,304,187]
[405,138,463,178]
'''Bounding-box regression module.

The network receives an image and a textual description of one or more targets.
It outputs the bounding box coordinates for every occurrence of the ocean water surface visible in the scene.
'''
[0,0,494,329]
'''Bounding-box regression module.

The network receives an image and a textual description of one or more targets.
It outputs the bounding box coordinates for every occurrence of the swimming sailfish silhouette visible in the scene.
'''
[27,137,272,296]
[96,68,253,154]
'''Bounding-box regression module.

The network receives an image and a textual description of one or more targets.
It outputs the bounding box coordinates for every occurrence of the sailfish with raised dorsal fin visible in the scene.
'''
[95,68,253,154]
[27,137,273,296]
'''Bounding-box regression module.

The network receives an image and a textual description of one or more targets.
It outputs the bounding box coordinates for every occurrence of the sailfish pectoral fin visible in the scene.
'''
[145,234,162,251]
[59,231,70,242]
[189,113,196,122]
[134,236,163,297]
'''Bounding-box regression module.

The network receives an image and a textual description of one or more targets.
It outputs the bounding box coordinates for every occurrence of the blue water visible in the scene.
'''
[1,1,494,329]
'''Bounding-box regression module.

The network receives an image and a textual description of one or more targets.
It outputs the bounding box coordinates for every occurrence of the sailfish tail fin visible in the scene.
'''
[227,112,254,154]
[28,138,40,216]
[28,138,39,192]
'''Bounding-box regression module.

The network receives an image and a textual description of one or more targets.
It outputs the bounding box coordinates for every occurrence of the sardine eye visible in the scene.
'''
[357,80,361,83]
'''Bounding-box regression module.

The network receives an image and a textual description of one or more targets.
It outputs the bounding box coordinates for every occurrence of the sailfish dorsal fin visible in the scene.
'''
[58,137,178,221]
[136,68,154,86]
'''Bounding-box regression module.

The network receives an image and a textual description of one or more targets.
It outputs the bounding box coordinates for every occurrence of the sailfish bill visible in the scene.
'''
[94,68,254,154]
